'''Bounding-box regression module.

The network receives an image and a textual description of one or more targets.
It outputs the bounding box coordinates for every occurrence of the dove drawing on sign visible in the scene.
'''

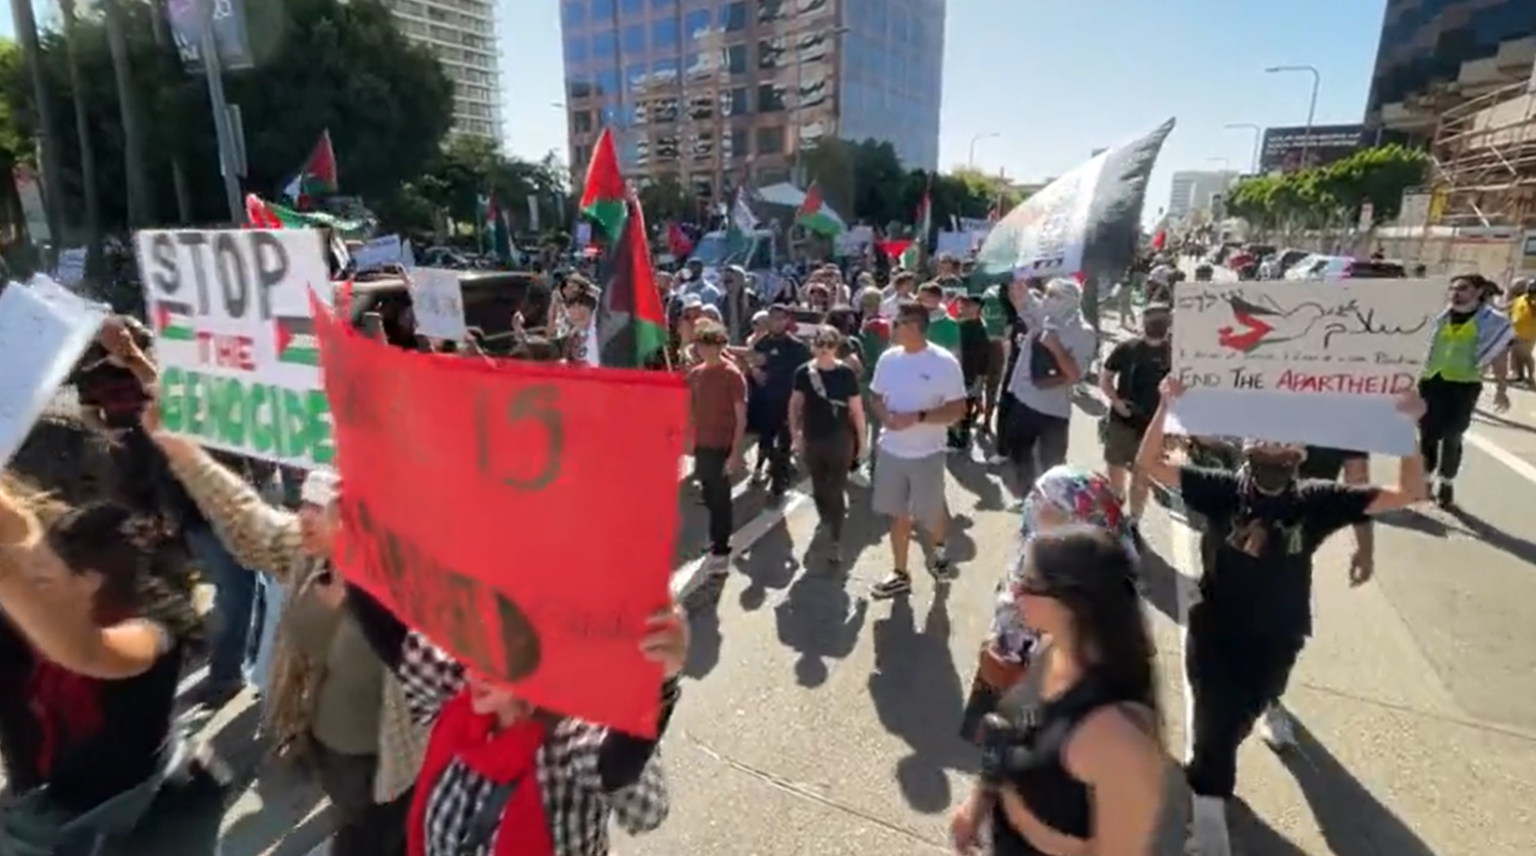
[1216,294,1329,353]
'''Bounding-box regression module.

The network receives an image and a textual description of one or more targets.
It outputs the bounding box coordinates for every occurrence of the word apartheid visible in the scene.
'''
[159,366,334,465]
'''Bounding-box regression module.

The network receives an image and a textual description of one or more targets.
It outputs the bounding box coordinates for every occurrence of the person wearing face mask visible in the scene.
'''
[1098,302,1172,528]
[1135,377,1428,856]
[1418,273,1512,508]
[985,277,1038,466]
[1002,279,1095,498]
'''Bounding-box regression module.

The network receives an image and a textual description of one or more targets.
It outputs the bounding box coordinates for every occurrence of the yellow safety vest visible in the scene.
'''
[1422,320,1479,382]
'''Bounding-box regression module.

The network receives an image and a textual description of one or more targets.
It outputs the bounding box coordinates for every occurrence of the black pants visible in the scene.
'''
[803,431,854,540]
[311,742,411,856]
[694,447,734,555]
[1183,606,1303,799]
[949,394,980,448]
[1005,399,1070,489]
[1418,376,1480,480]
[993,390,1015,457]
[757,410,795,493]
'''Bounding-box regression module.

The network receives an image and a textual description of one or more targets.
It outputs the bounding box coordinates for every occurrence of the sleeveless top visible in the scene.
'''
[990,650,1137,855]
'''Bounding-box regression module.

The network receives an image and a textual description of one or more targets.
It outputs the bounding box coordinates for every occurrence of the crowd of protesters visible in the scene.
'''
[0,231,1520,856]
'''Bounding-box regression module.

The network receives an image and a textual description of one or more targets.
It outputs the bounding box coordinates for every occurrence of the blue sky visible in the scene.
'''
[3,0,1389,218]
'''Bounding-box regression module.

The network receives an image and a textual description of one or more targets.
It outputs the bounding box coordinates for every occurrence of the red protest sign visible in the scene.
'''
[312,298,687,736]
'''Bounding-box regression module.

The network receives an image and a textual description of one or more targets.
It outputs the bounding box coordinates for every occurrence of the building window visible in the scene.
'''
[650,0,675,9]
[589,0,615,17]
[651,17,678,49]
[567,76,595,99]
[593,30,616,59]
[724,44,748,74]
[564,35,588,63]
[683,9,710,39]
[652,57,679,81]
[755,126,785,155]
[757,0,784,22]
[727,128,749,158]
[561,1,585,26]
[620,0,643,13]
[572,111,594,133]
[594,68,619,96]
[626,63,647,91]
[721,87,749,116]
[622,24,645,54]
[757,38,785,69]
[756,83,786,112]
[720,1,747,31]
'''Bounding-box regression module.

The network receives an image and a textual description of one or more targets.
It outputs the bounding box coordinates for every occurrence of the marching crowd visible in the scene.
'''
[0,242,1518,856]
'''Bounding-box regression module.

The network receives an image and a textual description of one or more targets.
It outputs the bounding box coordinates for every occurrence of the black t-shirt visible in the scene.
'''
[754,333,813,401]
[1104,338,1171,430]
[1179,466,1377,638]
[793,362,859,439]
[958,318,991,382]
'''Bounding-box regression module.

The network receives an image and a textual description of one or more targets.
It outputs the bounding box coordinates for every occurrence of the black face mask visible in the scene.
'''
[1246,460,1297,495]
[1143,318,1171,339]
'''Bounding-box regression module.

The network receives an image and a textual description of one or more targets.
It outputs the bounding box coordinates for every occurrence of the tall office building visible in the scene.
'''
[1366,0,1536,137]
[559,0,946,201]
[386,0,503,142]
[1166,171,1237,220]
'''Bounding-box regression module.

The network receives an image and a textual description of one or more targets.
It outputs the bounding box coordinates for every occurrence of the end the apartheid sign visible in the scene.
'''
[135,228,335,468]
[311,295,688,737]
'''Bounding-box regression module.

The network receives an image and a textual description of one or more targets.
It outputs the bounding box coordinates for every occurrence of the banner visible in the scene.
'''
[1167,278,1444,454]
[0,278,108,464]
[135,228,334,467]
[165,0,254,72]
[314,302,688,736]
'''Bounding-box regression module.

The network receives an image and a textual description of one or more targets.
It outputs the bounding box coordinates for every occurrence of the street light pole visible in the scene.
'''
[1224,122,1262,174]
[199,0,243,223]
[1265,65,1321,167]
[968,132,1000,168]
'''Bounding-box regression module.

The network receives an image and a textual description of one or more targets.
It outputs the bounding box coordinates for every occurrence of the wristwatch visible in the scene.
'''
[918,410,928,423]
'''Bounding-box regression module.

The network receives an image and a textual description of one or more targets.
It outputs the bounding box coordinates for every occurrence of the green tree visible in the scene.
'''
[378,135,567,237]
[1225,144,1427,231]
[637,174,691,224]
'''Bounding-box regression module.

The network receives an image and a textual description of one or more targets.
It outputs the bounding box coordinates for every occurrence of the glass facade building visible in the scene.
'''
[1366,0,1536,127]
[560,0,945,201]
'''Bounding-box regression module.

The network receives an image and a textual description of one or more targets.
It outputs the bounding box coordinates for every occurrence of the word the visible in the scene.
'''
[1273,369,1414,396]
[338,495,541,684]
[141,230,292,321]
[195,332,254,371]
[159,366,334,464]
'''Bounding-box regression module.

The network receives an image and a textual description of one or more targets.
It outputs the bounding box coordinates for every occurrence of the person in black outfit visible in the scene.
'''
[987,277,1038,465]
[951,295,991,450]
[790,326,867,563]
[749,306,813,502]
[1134,376,1427,856]
[950,526,1164,855]
[1097,302,1172,524]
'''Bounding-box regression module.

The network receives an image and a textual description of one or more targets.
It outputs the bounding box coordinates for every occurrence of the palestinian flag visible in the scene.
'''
[282,130,338,206]
[273,315,321,366]
[901,184,931,270]
[245,194,314,229]
[596,195,667,369]
[795,181,844,237]
[152,300,195,342]
[579,128,628,242]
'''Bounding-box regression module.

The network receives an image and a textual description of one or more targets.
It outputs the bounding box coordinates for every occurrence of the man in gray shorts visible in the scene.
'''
[867,300,970,599]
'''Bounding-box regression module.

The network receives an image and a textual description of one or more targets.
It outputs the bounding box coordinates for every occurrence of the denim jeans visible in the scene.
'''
[184,524,257,686]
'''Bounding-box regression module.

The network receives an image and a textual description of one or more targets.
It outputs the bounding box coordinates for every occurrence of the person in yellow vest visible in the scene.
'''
[1420,274,1513,508]
[1506,278,1536,384]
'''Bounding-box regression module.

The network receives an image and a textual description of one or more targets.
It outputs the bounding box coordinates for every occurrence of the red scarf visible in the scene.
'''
[25,660,103,776]
[408,692,554,856]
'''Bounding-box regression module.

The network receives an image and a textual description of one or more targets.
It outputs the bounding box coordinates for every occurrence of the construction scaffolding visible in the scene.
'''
[1427,80,1536,229]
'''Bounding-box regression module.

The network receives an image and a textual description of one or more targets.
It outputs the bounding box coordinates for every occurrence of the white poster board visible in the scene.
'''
[353,234,409,272]
[406,267,467,341]
[0,281,109,465]
[54,247,87,287]
[135,229,334,468]
[1167,278,1445,455]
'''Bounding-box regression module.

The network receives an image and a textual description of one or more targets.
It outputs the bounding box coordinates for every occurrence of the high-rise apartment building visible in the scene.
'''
[559,0,945,201]
[386,0,503,142]
[1166,170,1237,220]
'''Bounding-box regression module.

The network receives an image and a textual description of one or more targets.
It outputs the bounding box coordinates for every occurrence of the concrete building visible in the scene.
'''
[386,0,503,142]
[559,0,945,202]
[1166,170,1238,220]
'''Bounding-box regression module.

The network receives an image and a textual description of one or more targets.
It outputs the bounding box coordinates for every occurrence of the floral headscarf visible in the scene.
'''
[989,466,1137,664]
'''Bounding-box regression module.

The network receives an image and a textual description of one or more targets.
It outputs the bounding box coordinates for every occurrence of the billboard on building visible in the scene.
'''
[1259,124,1366,172]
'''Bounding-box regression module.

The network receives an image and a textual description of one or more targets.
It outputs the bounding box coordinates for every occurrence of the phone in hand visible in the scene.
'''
[361,312,386,341]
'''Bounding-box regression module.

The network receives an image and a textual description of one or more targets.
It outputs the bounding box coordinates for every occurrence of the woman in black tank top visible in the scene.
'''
[951,526,1165,856]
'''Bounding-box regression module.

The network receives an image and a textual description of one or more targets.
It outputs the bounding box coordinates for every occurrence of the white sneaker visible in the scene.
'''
[705,553,732,576]
[1186,795,1232,856]
[1256,703,1296,751]
[849,468,871,489]
[986,453,1008,465]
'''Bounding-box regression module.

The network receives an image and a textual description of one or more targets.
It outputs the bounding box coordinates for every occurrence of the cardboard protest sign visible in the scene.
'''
[135,229,334,467]
[354,234,410,272]
[1167,278,1445,454]
[313,298,687,736]
[406,268,467,341]
[0,280,109,465]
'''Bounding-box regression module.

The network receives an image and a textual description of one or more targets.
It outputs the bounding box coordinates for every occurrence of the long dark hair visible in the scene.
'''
[1027,526,1159,731]
[45,501,203,644]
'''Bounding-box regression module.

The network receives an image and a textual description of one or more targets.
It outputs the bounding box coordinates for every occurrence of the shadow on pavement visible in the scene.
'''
[773,571,869,688]
[737,521,797,611]
[680,579,725,680]
[1226,798,1312,856]
[1279,715,1438,856]
[947,454,1008,513]
[1375,508,1451,538]
[868,587,978,814]
[1473,409,1536,436]
[1448,507,1536,566]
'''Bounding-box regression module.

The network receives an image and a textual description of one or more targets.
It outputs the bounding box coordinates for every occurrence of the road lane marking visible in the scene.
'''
[670,481,811,603]
[1465,430,1536,489]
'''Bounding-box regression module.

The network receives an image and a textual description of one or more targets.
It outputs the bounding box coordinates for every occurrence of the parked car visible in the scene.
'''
[346,270,552,353]
[1287,255,1407,281]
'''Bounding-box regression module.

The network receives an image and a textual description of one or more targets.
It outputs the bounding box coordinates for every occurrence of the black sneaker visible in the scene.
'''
[1435,482,1456,509]
[928,546,957,581]
[871,571,913,599]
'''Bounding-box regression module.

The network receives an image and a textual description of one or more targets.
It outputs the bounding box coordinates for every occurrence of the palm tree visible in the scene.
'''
[59,0,102,267]
[8,0,66,252]
[103,0,152,225]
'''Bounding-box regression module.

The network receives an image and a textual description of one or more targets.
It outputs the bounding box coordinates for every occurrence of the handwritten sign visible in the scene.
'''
[54,247,87,288]
[354,234,411,273]
[1167,278,1445,454]
[313,296,688,736]
[0,281,108,465]
[407,267,467,341]
[135,229,334,467]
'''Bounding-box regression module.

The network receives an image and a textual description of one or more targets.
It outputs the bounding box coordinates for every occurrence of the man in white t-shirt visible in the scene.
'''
[879,271,920,319]
[867,299,969,599]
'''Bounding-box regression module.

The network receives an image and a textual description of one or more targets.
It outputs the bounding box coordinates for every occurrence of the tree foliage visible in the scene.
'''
[799,138,1027,233]
[1224,144,1428,232]
[0,0,454,233]
[375,136,569,239]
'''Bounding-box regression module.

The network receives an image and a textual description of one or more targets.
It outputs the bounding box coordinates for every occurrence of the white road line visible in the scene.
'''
[670,481,811,602]
[1166,499,1200,766]
[1466,430,1536,489]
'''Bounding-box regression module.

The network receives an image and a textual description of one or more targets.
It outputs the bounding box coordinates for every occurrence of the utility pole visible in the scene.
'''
[199,0,244,223]
[60,0,101,268]
[149,0,194,223]
[104,0,153,225]
[10,0,65,254]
